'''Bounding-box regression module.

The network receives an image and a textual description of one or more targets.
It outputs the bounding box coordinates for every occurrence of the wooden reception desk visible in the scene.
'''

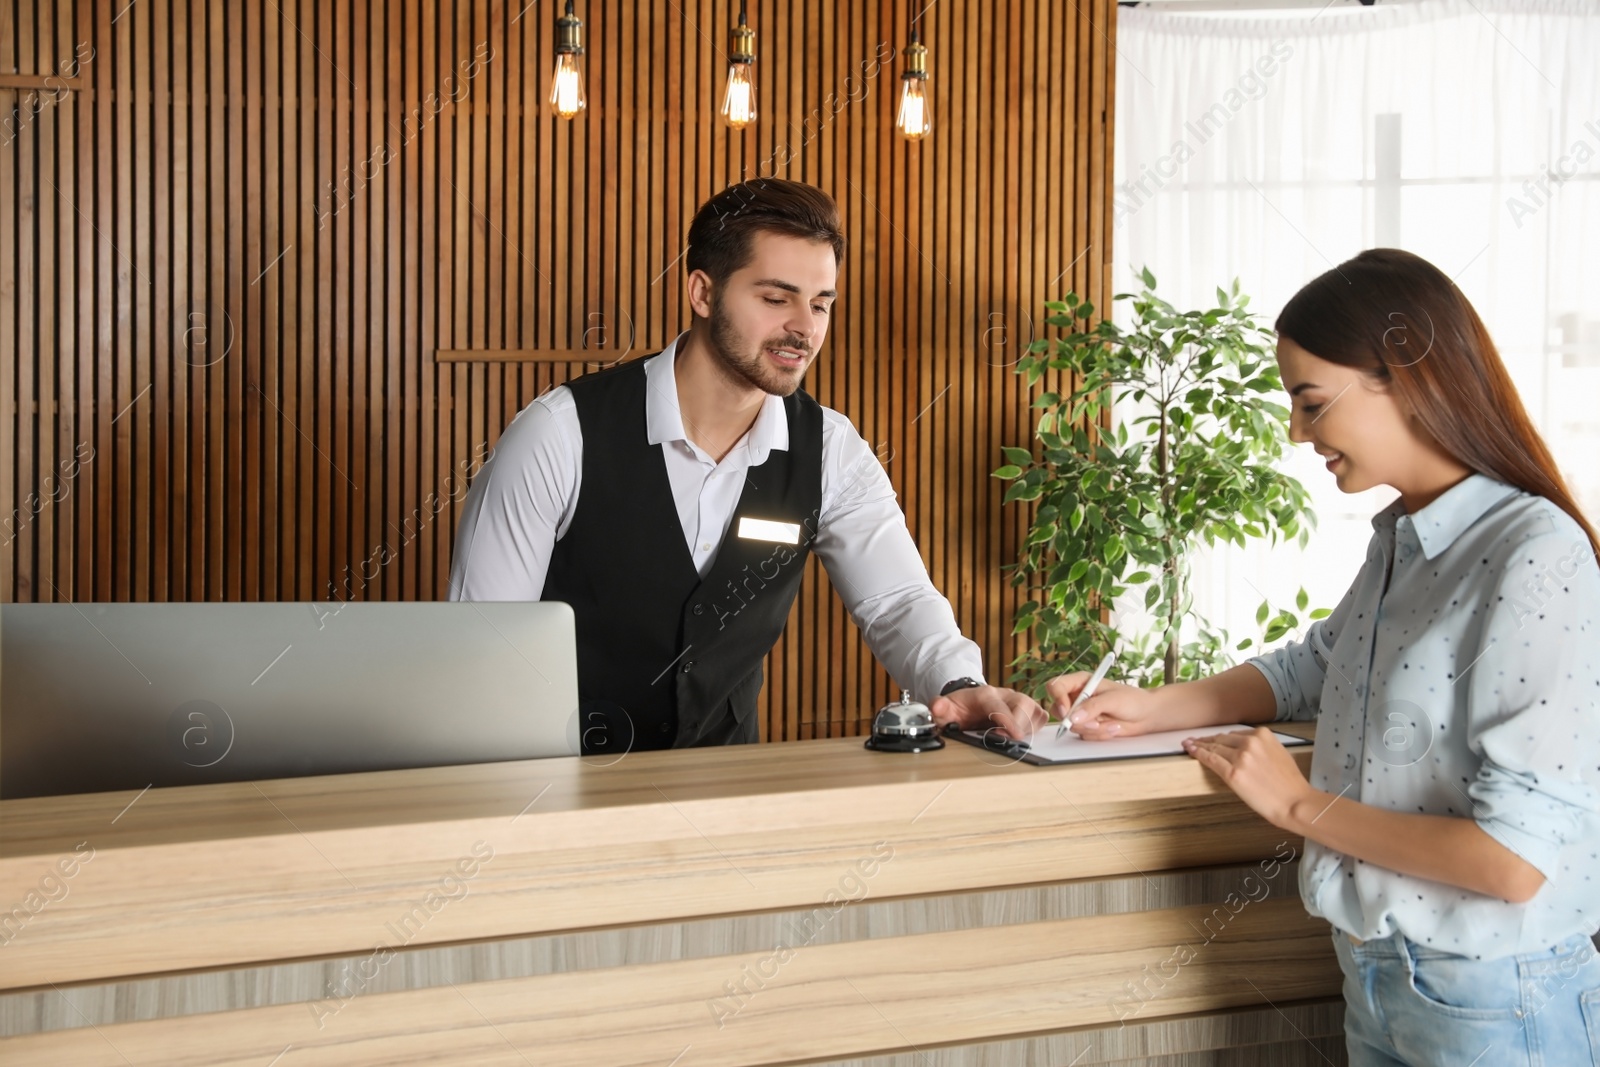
[0,722,1343,1065]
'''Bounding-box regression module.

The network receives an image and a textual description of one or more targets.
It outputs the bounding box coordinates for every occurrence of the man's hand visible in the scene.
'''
[927,686,1047,741]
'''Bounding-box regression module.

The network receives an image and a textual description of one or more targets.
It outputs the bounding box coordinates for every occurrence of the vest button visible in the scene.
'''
[692,604,704,615]
[681,660,695,673]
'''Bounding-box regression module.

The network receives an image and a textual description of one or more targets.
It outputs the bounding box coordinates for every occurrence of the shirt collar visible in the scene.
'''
[1370,472,1521,560]
[643,333,790,463]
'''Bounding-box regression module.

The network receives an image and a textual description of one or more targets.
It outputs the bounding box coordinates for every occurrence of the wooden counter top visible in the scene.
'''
[0,723,1315,991]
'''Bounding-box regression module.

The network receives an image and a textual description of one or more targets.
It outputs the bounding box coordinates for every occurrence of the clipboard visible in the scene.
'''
[941,721,1312,766]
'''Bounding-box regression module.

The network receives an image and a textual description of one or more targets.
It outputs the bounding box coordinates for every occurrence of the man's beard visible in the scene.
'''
[707,289,812,397]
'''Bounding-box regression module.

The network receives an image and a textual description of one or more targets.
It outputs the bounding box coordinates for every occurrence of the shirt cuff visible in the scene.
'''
[1244,658,1296,723]
[1475,817,1565,883]
[1469,764,1600,882]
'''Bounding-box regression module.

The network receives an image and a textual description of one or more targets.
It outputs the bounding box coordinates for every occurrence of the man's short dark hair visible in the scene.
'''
[685,179,846,283]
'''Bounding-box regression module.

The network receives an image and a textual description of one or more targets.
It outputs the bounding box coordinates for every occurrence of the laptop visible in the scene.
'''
[0,601,581,800]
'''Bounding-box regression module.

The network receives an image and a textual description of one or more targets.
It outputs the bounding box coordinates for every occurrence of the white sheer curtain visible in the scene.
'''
[1110,0,1600,655]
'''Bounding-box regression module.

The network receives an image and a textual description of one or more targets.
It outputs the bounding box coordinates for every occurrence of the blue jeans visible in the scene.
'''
[1333,929,1600,1066]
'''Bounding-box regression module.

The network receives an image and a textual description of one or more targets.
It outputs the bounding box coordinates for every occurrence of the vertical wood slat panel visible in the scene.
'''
[0,39,15,606]
[0,0,1116,742]
[95,0,113,603]
[242,0,259,602]
[13,0,35,603]
[32,0,54,604]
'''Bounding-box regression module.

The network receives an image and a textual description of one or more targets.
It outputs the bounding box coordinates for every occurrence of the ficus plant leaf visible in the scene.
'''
[997,269,1328,695]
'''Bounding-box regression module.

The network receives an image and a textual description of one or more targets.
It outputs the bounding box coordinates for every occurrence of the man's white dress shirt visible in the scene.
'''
[449,334,984,702]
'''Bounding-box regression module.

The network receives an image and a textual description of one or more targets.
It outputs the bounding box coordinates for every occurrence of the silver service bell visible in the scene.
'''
[864,690,946,753]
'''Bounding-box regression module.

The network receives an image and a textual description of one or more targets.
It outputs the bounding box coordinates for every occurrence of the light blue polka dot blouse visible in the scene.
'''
[1247,472,1600,959]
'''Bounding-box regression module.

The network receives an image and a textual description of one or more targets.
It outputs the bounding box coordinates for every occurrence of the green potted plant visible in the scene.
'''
[995,268,1327,694]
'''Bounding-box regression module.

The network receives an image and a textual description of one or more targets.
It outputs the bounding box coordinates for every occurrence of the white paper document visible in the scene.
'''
[956,723,1311,764]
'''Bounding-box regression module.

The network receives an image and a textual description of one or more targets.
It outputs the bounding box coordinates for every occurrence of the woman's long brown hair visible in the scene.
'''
[1276,248,1599,558]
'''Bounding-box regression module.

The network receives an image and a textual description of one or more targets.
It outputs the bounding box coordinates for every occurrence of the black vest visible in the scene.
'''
[542,355,824,755]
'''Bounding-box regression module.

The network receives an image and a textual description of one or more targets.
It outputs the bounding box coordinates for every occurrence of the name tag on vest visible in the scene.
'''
[737,517,801,545]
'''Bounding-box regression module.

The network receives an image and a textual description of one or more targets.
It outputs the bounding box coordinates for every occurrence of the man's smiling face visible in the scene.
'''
[700,230,838,397]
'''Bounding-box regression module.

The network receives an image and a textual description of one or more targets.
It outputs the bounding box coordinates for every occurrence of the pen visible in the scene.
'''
[1056,651,1116,738]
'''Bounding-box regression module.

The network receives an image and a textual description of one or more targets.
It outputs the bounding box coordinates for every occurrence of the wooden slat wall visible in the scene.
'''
[0,0,1116,741]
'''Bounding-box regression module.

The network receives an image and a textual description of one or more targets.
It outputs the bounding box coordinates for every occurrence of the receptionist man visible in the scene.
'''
[449,178,1047,754]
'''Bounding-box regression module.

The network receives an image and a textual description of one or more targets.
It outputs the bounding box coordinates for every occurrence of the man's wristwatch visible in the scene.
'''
[939,676,983,697]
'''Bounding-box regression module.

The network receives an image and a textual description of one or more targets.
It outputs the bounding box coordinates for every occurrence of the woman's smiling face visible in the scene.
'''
[1276,335,1419,498]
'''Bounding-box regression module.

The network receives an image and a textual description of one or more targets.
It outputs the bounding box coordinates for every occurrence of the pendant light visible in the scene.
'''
[551,0,586,120]
[722,1,757,129]
[896,26,931,140]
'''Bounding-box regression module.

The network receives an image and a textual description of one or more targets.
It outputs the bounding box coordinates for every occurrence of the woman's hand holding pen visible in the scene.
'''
[1045,672,1163,739]
[1049,661,1281,741]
